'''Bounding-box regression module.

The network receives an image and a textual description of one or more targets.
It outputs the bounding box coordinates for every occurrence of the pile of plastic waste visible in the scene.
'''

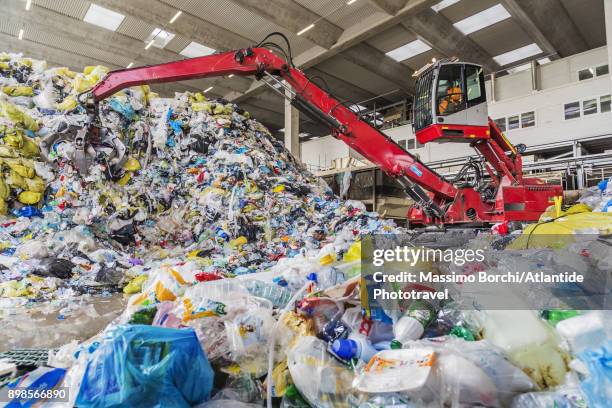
[0,52,610,407]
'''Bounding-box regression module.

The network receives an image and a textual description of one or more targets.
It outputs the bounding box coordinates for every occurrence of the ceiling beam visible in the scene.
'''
[228,0,343,49]
[226,0,436,101]
[402,8,500,73]
[95,0,251,51]
[305,67,385,105]
[340,43,416,93]
[368,0,409,15]
[0,32,197,96]
[501,0,588,57]
[499,0,557,58]
[2,1,252,93]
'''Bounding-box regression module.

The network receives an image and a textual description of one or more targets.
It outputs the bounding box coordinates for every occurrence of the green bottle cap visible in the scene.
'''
[390,339,402,349]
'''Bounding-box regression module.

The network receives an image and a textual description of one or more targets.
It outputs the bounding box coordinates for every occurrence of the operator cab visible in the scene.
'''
[412,60,489,144]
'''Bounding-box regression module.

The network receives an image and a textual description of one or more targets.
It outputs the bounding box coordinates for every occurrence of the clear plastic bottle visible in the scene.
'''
[393,300,436,344]
[331,333,378,363]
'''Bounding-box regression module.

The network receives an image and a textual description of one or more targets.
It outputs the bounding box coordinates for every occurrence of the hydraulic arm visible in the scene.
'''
[79,46,457,218]
[58,42,560,226]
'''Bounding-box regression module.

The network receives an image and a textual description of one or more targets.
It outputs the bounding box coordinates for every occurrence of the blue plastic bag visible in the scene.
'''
[76,325,214,408]
[578,340,612,408]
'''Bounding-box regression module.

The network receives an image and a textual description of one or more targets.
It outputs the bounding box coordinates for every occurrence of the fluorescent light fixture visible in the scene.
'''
[25,0,31,11]
[145,28,175,49]
[454,4,510,35]
[145,40,155,50]
[506,63,531,74]
[169,10,182,24]
[83,4,125,32]
[228,74,235,78]
[537,57,551,65]
[297,23,315,36]
[18,28,24,40]
[126,62,134,68]
[204,86,213,93]
[347,0,358,4]
[493,43,542,65]
[386,39,431,62]
[349,104,367,112]
[431,0,461,12]
[279,128,285,132]
[180,41,215,58]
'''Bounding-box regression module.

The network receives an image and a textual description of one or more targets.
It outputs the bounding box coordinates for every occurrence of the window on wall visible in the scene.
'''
[564,101,581,120]
[595,64,609,76]
[407,139,416,149]
[398,139,407,149]
[521,111,535,128]
[493,118,506,132]
[578,68,594,81]
[508,115,520,130]
[578,64,609,81]
[583,98,598,115]
[600,95,611,113]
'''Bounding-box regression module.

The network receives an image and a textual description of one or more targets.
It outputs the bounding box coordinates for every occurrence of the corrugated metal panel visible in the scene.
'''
[116,16,156,41]
[34,0,91,20]
[0,17,21,37]
[161,0,315,55]
[164,35,191,54]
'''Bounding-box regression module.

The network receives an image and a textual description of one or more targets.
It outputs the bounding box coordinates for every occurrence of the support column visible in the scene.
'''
[284,85,300,159]
[606,0,612,92]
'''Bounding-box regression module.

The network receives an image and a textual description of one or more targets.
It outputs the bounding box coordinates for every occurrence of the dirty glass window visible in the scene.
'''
[564,101,580,120]
[595,64,609,76]
[600,95,611,113]
[582,98,598,116]
[407,139,416,149]
[578,68,594,81]
[508,115,520,130]
[520,111,535,128]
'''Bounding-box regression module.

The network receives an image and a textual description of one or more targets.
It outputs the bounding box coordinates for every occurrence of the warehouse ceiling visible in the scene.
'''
[0,0,607,139]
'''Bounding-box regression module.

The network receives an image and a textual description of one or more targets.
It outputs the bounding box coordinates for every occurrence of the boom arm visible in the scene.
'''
[86,47,458,214]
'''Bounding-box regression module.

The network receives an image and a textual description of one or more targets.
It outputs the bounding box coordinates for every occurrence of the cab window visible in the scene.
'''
[436,65,464,115]
[465,65,486,106]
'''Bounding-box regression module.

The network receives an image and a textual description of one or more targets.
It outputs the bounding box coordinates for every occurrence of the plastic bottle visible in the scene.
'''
[510,391,574,408]
[331,334,378,363]
[540,309,580,326]
[280,384,310,408]
[393,300,436,344]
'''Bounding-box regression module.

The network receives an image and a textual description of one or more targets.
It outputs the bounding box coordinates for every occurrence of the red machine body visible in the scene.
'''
[83,46,561,226]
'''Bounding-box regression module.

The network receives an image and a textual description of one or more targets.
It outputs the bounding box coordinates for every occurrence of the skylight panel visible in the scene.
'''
[180,42,216,58]
[349,104,367,112]
[454,4,511,35]
[431,0,461,12]
[537,57,551,65]
[145,28,175,49]
[83,4,125,31]
[494,43,542,65]
[386,39,431,62]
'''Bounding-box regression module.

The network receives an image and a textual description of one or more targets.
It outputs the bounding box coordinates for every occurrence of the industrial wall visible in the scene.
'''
[301,46,611,168]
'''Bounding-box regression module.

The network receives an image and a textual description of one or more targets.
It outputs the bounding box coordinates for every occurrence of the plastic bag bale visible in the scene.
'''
[76,325,214,407]
[508,204,612,249]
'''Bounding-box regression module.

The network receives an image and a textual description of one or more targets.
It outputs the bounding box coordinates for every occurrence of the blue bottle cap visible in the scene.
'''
[331,339,359,360]
[307,272,318,282]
